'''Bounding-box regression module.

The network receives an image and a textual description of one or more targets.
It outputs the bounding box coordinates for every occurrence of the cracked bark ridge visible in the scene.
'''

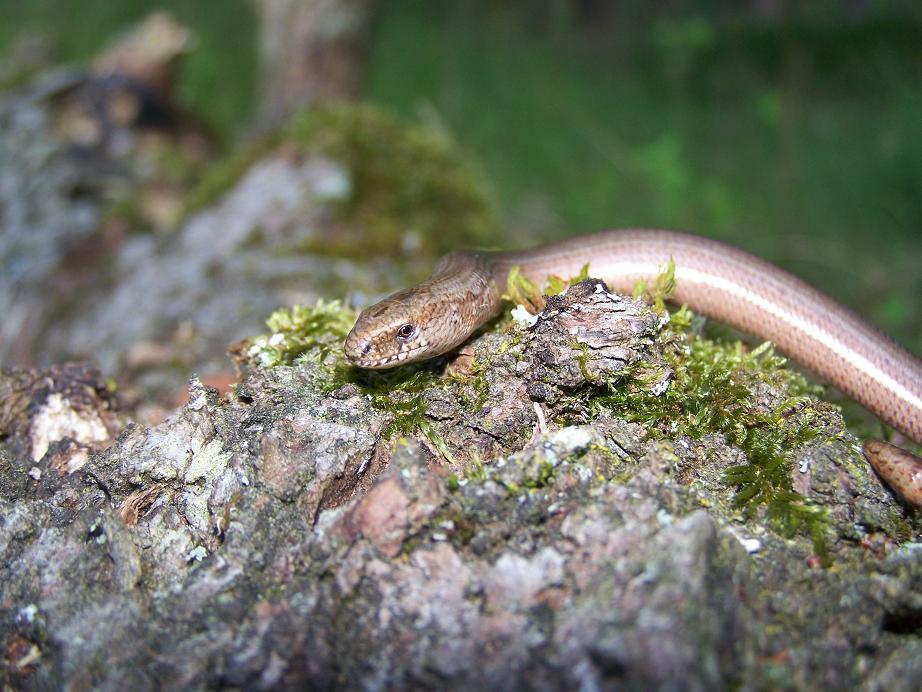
[523,278,671,400]
[0,282,920,688]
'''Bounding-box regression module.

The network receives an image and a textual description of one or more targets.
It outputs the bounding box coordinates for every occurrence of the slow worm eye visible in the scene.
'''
[396,324,418,341]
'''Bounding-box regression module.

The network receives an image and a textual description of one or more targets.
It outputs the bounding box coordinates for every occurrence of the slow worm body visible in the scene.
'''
[345,229,922,506]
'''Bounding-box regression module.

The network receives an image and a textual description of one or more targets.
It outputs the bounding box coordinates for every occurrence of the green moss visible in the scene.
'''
[503,481,522,496]
[430,509,478,546]
[289,104,498,257]
[503,266,541,311]
[186,103,499,259]
[588,442,630,481]
[632,257,677,314]
[546,263,590,297]
[503,262,589,312]
[500,255,835,554]
[418,415,456,462]
[572,342,597,385]
[523,461,557,490]
[462,457,487,482]
[245,301,356,368]
[446,357,491,410]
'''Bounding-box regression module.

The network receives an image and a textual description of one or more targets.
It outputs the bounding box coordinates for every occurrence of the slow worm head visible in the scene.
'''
[345,251,503,369]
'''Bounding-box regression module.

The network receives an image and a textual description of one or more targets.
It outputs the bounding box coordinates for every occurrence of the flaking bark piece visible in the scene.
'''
[523,278,671,397]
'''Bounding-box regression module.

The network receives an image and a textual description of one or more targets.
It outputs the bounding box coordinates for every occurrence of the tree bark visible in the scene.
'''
[254,0,380,131]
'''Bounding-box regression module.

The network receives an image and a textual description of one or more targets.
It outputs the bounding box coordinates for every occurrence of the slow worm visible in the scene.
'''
[344,229,922,507]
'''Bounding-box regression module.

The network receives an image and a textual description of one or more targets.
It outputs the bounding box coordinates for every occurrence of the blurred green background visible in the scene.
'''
[1,0,919,354]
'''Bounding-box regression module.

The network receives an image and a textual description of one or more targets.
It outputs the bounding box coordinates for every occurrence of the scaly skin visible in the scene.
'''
[345,228,922,507]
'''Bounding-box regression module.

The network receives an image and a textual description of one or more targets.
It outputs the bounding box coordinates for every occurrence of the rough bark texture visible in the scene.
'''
[2,280,920,690]
[254,0,380,130]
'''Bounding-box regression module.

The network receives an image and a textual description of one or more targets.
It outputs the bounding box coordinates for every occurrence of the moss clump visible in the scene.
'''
[632,257,677,314]
[186,103,499,259]
[447,356,491,410]
[523,461,557,490]
[498,460,558,498]
[246,301,356,368]
[591,337,826,507]
[503,262,590,312]
[462,457,488,482]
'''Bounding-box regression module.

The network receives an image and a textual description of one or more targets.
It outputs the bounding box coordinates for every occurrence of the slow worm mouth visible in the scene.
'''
[345,343,430,370]
[346,356,402,370]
